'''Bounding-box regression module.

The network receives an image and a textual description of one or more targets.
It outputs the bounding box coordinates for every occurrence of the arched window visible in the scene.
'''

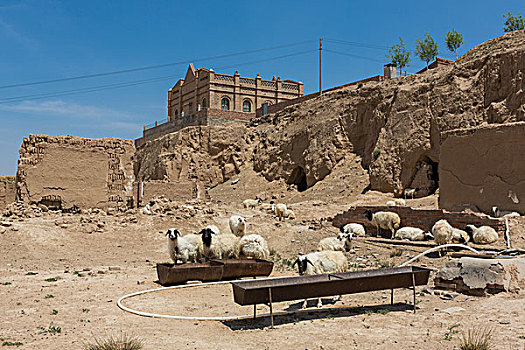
[202,98,207,108]
[221,97,230,110]
[243,100,252,112]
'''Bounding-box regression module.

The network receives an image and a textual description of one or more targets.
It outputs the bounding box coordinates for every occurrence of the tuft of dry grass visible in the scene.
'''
[83,333,143,350]
[459,327,494,350]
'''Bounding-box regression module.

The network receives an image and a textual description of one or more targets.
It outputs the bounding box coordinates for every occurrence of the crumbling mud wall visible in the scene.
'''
[134,124,250,188]
[251,30,525,194]
[16,135,135,210]
[0,176,16,209]
[439,122,525,214]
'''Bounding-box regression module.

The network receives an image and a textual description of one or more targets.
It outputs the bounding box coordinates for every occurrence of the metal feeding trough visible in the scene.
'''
[156,259,273,285]
[231,266,431,327]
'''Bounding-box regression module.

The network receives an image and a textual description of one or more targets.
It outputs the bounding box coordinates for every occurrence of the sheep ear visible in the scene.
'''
[291,259,298,267]
[165,230,171,237]
[306,259,314,267]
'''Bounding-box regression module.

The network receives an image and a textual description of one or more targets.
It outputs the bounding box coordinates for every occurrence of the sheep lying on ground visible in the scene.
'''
[274,203,287,221]
[284,209,296,220]
[394,227,434,241]
[237,234,270,260]
[364,210,401,239]
[465,225,499,244]
[293,250,348,308]
[166,228,203,263]
[317,233,352,252]
[200,228,239,259]
[243,198,261,209]
[387,198,406,206]
[340,223,366,237]
[492,206,520,218]
[451,227,469,244]
[205,225,221,235]
[229,215,246,237]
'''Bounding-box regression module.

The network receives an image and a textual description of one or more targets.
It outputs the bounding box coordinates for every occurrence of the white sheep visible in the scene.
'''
[364,209,401,239]
[243,198,262,209]
[141,204,152,215]
[387,198,406,206]
[284,208,296,220]
[432,219,453,245]
[205,224,221,235]
[200,228,239,259]
[491,206,520,218]
[394,227,434,241]
[340,223,366,237]
[166,228,203,264]
[293,250,348,308]
[451,227,469,244]
[465,225,499,244]
[229,215,246,237]
[404,188,418,199]
[317,232,352,252]
[274,203,287,221]
[237,234,270,260]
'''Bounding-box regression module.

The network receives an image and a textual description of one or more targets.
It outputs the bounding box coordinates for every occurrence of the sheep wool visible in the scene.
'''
[432,219,453,245]
[166,229,203,264]
[341,223,366,237]
[465,225,499,244]
[364,210,401,238]
[237,234,270,260]
[202,229,240,259]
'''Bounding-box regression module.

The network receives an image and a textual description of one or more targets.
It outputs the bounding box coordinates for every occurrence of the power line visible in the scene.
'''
[0,39,316,90]
[325,38,390,51]
[0,49,316,104]
[324,49,385,63]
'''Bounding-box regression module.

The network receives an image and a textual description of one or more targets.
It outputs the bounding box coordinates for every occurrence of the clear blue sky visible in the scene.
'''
[0,0,522,175]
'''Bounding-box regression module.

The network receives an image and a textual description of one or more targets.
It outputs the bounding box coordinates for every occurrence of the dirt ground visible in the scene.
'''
[1,180,525,349]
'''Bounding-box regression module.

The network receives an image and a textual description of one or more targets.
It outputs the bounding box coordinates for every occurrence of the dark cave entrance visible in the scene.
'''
[288,166,308,192]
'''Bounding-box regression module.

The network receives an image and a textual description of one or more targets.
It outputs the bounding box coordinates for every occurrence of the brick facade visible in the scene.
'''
[0,175,16,209]
[332,205,505,237]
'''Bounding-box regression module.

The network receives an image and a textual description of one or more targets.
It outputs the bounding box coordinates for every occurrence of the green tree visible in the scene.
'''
[387,37,410,76]
[415,33,439,70]
[503,11,525,32]
[445,29,463,60]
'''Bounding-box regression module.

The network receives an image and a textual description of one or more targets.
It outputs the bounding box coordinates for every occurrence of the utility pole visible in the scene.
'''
[319,38,323,95]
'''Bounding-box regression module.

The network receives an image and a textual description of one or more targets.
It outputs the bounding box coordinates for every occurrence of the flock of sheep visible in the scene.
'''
[164,198,513,308]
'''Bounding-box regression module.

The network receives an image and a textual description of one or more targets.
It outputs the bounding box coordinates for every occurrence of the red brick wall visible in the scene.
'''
[332,206,505,237]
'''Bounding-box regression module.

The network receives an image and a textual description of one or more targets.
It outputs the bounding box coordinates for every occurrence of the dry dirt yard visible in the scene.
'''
[1,187,524,349]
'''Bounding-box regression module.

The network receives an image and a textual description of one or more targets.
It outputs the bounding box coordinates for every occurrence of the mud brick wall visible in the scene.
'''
[16,135,135,210]
[332,205,505,237]
[0,176,16,209]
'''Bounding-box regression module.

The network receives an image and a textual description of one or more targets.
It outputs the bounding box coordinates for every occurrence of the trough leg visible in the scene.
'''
[390,288,394,305]
[268,287,274,328]
[411,272,416,314]
[253,276,257,320]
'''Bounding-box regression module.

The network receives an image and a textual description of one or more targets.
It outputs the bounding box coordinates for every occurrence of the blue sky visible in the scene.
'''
[0,0,522,175]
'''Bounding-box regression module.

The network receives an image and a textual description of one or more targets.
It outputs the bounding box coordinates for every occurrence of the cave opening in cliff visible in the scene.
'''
[289,166,308,192]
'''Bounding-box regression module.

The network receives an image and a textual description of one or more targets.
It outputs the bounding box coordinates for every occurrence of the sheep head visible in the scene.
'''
[363,209,373,221]
[166,228,180,240]
[200,228,214,247]
[293,255,313,275]
[424,231,434,241]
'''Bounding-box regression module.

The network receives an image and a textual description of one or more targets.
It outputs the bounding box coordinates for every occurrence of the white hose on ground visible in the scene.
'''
[398,243,480,267]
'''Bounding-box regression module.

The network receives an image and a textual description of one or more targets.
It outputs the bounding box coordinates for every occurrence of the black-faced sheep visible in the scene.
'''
[293,250,348,308]
[364,210,401,239]
[200,228,239,260]
[166,228,203,264]
[465,225,499,244]
[491,206,520,218]
[229,215,246,237]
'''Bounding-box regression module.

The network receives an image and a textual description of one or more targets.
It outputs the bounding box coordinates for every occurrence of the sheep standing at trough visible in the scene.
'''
[293,250,348,308]
[205,225,221,235]
[229,215,246,237]
[363,210,401,239]
[317,233,352,252]
[340,223,366,237]
[166,228,203,264]
[200,228,239,259]
[492,206,520,218]
[465,225,499,244]
[243,198,261,209]
[274,203,287,221]
[237,234,270,260]
[394,227,434,241]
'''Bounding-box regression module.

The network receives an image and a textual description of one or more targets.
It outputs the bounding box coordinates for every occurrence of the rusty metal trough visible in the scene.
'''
[231,266,431,327]
[156,259,273,285]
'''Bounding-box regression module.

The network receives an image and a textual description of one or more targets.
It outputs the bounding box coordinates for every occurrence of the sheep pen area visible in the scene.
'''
[1,191,525,349]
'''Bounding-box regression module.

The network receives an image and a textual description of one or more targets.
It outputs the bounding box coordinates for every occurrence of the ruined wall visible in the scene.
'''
[332,205,505,238]
[0,176,16,209]
[439,122,525,214]
[17,135,134,210]
[134,124,250,188]
[250,30,525,194]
